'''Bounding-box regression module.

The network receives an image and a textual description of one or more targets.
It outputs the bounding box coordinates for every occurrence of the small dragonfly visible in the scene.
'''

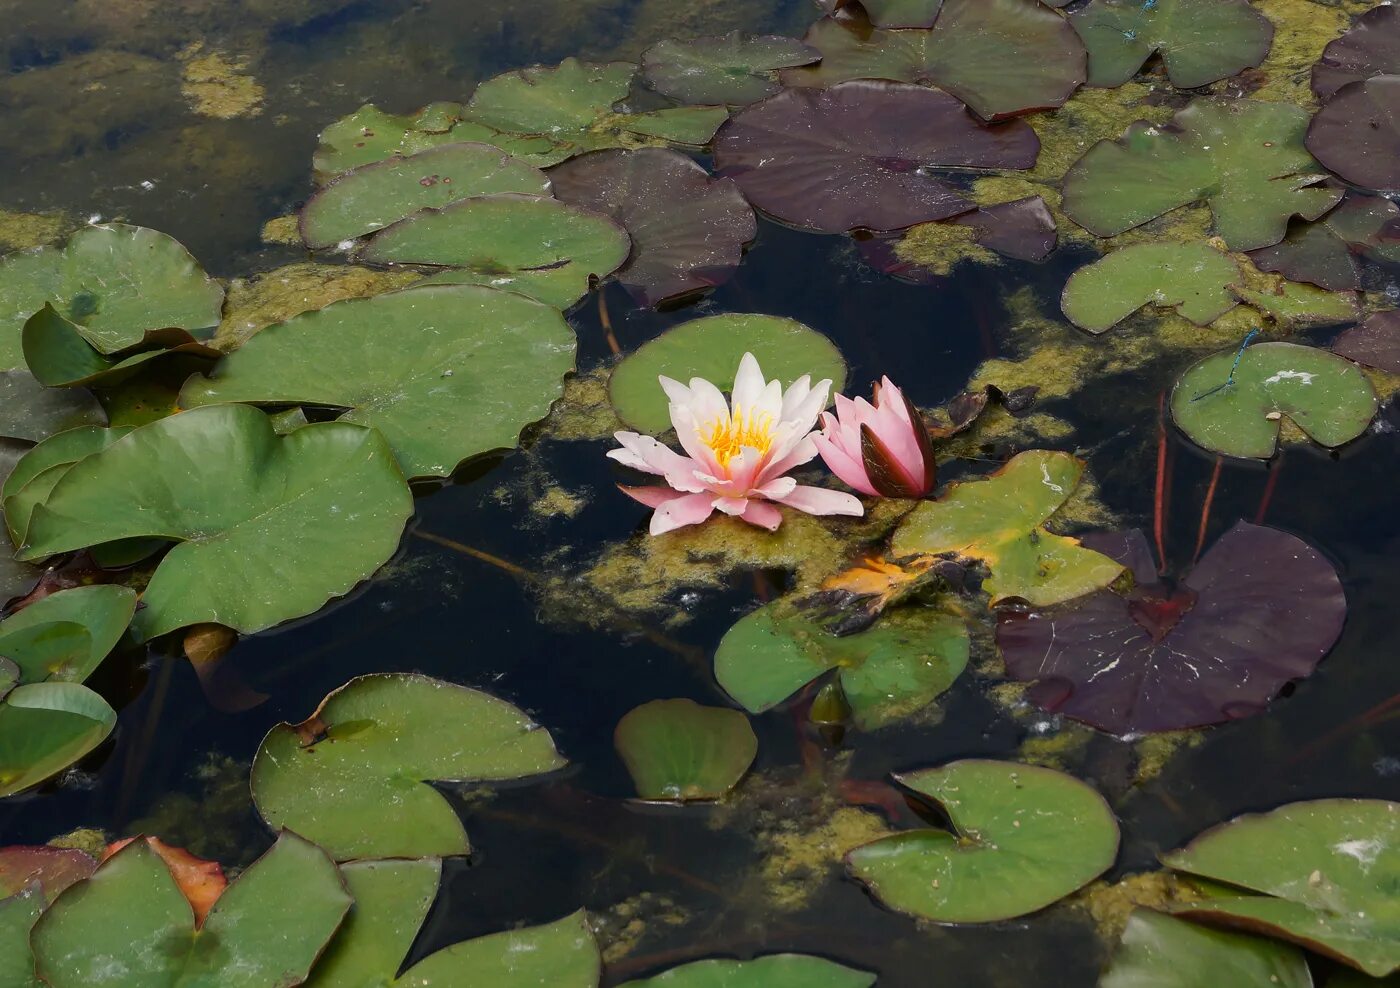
[1191,328,1260,402]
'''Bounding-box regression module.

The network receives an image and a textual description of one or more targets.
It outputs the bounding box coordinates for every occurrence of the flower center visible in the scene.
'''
[702,409,776,468]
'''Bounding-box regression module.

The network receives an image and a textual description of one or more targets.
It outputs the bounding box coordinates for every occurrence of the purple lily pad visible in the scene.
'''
[1333,310,1400,373]
[858,196,1057,282]
[547,148,757,306]
[1247,192,1400,291]
[997,522,1346,735]
[1313,5,1400,101]
[713,81,1040,233]
[1306,75,1400,192]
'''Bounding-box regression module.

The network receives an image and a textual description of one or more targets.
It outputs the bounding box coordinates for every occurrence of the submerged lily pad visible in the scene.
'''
[0,682,116,798]
[1313,5,1400,101]
[620,954,876,987]
[783,0,1086,121]
[549,148,756,306]
[1100,910,1312,988]
[18,404,412,640]
[1171,341,1378,459]
[847,760,1119,922]
[182,285,576,478]
[641,33,820,105]
[614,698,757,801]
[359,195,629,309]
[1063,99,1343,251]
[998,524,1345,734]
[22,304,219,389]
[301,142,552,248]
[1333,310,1400,373]
[1306,76,1400,193]
[608,313,845,433]
[0,585,137,685]
[713,81,1039,234]
[0,370,106,442]
[0,224,224,368]
[890,450,1124,606]
[32,831,351,988]
[1062,243,1242,334]
[251,673,566,860]
[1070,0,1273,89]
[1164,799,1400,977]
[1248,193,1400,291]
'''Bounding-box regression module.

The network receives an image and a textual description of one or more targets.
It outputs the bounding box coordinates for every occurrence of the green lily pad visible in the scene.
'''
[0,585,136,684]
[251,673,566,860]
[17,403,413,640]
[22,304,219,389]
[1061,243,1243,334]
[0,888,43,988]
[0,224,224,368]
[1070,0,1274,89]
[180,284,577,479]
[0,443,40,602]
[3,425,132,545]
[1100,910,1313,988]
[1170,341,1378,459]
[301,143,552,248]
[1164,799,1400,977]
[1063,99,1343,251]
[32,831,351,988]
[309,859,600,988]
[1233,280,1360,327]
[641,33,820,106]
[714,602,970,729]
[608,314,846,433]
[890,450,1125,606]
[619,954,876,987]
[847,759,1119,923]
[0,371,106,442]
[0,682,116,798]
[614,698,757,801]
[358,196,630,310]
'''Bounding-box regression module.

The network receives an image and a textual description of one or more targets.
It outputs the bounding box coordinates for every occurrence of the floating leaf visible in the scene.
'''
[0,682,116,798]
[619,954,876,987]
[22,304,219,389]
[3,426,132,545]
[0,371,106,442]
[1306,76,1400,193]
[1100,910,1313,988]
[1070,0,1273,89]
[890,450,1124,606]
[0,585,137,685]
[820,0,945,29]
[783,0,1086,121]
[251,673,565,860]
[1313,5,1400,101]
[1061,243,1242,334]
[1171,341,1378,459]
[713,81,1039,233]
[608,313,846,433]
[1232,278,1359,327]
[100,838,227,926]
[549,148,756,306]
[847,760,1119,922]
[1248,193,1400,291]
[1334,310,1400,373]
[0,443,41,603]
[997,524,1345,734]
[32,832,350,988]
[18,403,413,640]
[0,224,224,368]
[0,888,42,988]
[0,846,96,900]
[641,32,820,105]
[1164,799,1400,977]
[181,285,576,479]
[358,196,629,310]
[1063,99,1343,251]
[614,698,757,801]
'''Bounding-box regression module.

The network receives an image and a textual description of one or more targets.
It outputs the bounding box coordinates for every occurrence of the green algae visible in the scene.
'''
[1073,871,1207,942]
[179,45,265,119]
[126,753,259,866]
[531,486,587,520]
[0,209,78,251]
[46,827,108,858]
[1238,0,1373,107]
[1132,730,1207,785]
[595,892,691,964]
[892,222,999,278]
[259,215,302,246]
[214,262,421,349]
[538,368,624,443]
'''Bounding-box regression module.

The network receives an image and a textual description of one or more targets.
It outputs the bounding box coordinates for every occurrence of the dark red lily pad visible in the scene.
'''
[1333,310,1400,373]
[547,147,756,306]
[997,522,1346,735]
[858,196,1057,282]
[0,847,96,901]
[1313,5,1400,101]
[713,81,1040,233]
[1306,75,1400,192]
[818,0,945,29]
[1248,193,1400,291]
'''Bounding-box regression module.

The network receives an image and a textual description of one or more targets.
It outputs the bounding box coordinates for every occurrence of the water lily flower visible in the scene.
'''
[814,377,936,498]
[608,353,864,535]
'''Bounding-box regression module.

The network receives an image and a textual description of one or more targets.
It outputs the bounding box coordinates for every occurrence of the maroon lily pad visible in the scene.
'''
[1333,310,1400,373]
[997,522,1346,735]
[713,81,1040,233]
[1306,75,1400,192]
[1248,192,1400,291]
[0,846,96,901]
[818,0,945,28]
[1313,5,1400,101]
[547,147,757,306]
[858,196,1057,281]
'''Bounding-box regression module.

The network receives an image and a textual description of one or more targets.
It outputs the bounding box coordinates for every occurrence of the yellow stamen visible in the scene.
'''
[702,408,775,468]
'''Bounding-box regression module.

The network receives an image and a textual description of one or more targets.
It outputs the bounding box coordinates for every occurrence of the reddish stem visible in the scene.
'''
[597,288,622,356]
[1153,391,1170,574]
[1193,457,1223,566]
[1255,453,1283,524]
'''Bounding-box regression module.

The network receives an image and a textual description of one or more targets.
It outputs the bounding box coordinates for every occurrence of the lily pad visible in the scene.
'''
[1164,799,1400,977]
[846,760,1119,922]
[608,313,845,433]
[0,444,40,603]
[614,698,757,801]
[997,523,1345,734]
[301,143,552,248]
[32,831,351,988]
[1061,243,1242,334]
[0,846,96,899]
[1171,341,1378,459]
[715,601,970,729]
[0,888,42,988]
[181,284,576,479]
[1333,310,1400,373]
[358,196,629,310]
[0,224,224,368]
[1100,910,1312,988]
[1063,99,1343,251]
[1070,0,1274,89]
[18,403,413,640]
[309,859,599,988]
[22,304,219,389]
[641,33,820,105]
[1314,5,1400,101]
[619,954,876,987]
[0,682,116,798]
[3,426,131,545]
[890,450,1125,606]
[783,0,1086,121]
[712,81,1040,234]
[819,0,944,28]
[1248,193,1400,291]
[548,148,756,306]
[251,673,566,860]
[1306,76,1400,193]
[0,585,137,685]
[0,370,106,442]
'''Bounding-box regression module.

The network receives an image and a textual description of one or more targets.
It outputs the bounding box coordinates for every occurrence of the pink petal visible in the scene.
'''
[754,475,797,499]
[659,375,692,406]
[618,484,689,509]
[774,484,865,517]
[739,499,783,531]
[765,432,818,479]
[870,400,924,486]
[714,496,749,516]
[814,434,879,496]
[725,446,766,492]
[650,492,718,535]
[731,352,766,412]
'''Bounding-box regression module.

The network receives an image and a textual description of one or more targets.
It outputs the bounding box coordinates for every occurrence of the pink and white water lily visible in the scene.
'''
[609,353,864,535]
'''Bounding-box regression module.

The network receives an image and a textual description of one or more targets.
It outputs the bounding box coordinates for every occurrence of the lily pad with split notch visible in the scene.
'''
[1248,193,1400,292]
[1100,909,1313,988]
[619,954,876,987]
[614,698,758,801]
[1061,243,1243,334]
[641,33,820,106]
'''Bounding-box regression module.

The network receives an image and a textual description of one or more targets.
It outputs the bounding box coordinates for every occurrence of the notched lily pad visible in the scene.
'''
[641,32,820,106]
[1100,910,1312,988]
[1313,5,1400,101]
[1062,243,1242,334]
[1306,76,1400,193]
[614,698,757,801]
[620,954,876,987]
[1248,193,1400,291]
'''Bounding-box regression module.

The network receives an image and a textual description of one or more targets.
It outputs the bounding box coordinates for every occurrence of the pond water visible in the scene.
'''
[3,0,1400,985]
